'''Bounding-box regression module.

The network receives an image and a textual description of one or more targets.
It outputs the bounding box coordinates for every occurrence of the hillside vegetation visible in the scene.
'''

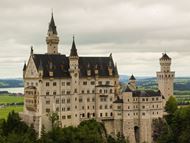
[0,79,23,88]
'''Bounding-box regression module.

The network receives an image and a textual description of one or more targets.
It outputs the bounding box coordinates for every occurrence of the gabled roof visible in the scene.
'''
[160,53,171,60]
[33,54,70,78]
[48,13,57,35]
[79,56,118,77]
[31,54,118,78]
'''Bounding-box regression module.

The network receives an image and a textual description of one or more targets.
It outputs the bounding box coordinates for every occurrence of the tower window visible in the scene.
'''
[53,82,56,86]
[83,81,87,85]
[91,81,95,85]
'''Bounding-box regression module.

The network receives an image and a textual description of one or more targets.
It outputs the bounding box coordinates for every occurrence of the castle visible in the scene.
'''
[20,14,175,143]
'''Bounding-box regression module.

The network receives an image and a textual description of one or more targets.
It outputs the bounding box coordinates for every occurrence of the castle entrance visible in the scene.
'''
[134,126,140,143]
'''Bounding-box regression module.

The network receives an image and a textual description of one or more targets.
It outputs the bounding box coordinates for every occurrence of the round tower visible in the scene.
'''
[156,53,175,105]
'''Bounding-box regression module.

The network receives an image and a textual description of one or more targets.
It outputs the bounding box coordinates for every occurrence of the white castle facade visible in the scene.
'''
[20,14,175,143]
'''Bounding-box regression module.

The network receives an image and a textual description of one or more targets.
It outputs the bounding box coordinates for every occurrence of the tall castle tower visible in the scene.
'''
[46,13,59,54]
[156,53,175,105]
[69,37,80,125]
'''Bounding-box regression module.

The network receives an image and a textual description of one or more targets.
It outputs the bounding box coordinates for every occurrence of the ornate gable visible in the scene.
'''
[25,56,39,78]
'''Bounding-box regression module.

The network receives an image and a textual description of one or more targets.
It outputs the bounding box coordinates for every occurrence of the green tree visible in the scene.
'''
[165,96,177,114]
[0,110,37,143]
[48,112,59,129]
[152,118,174,143]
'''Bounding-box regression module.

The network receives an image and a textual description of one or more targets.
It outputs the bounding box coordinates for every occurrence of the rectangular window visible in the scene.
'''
[53,92,56,95]
[117,106,121,109]
[53,82,56,86]
[46,100,50,104]
[46,92,49,95]
[66,82,70,86]
[62,82,65,86]
[67,115,71,119]
[106,81,110,85]
[98,81,102,85]
[46,108,50,113]
[46,82,49,86]
[56,99,59,104]
[91,81,95,85]
[62,116,66,119]
[83,81,87,85]
[67,98,70,103]
[79,98,83,102]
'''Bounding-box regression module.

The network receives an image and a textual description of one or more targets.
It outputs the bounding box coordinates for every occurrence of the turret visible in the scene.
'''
[69,36,79,94]
[46,13,59,54]
[156,53,175,105]
[159,53,171,72]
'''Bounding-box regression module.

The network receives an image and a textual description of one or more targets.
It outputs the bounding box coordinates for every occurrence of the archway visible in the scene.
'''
[134,126,140,143]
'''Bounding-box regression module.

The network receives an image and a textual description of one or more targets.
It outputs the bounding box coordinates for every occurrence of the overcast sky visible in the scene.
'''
[0,0,190,78]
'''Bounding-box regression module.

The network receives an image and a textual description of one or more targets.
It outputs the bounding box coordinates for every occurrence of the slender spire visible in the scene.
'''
[48,12,57,34]
[30,46,33,55]
[23,62,27,71]
[70,36,78,57]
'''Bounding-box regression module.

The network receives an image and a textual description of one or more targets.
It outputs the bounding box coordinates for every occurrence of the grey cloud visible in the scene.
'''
[0,0,189,77]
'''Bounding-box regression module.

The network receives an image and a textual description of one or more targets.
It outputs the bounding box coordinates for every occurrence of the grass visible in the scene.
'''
[0,106,23,119]
[0,95,23,104]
